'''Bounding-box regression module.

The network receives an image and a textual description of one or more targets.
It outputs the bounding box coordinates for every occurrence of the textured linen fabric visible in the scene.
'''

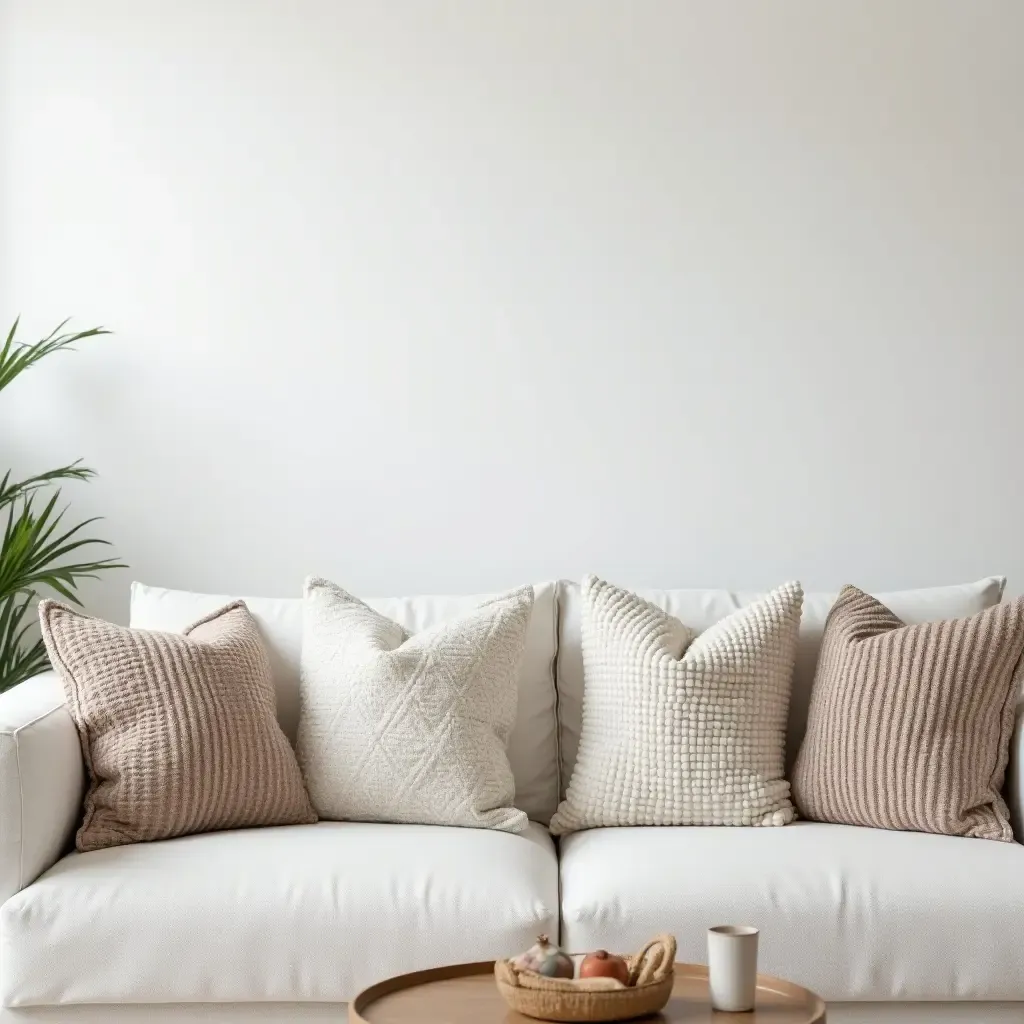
[0,820,557,1006]
[39,600,315,852]
[549,577,804,834]
[297,577,534,830]
[129,581,562,825]
[555,577,1006,796]
[0,672,83,903]
[792,586,1024,841]
[559,821,1024,1001]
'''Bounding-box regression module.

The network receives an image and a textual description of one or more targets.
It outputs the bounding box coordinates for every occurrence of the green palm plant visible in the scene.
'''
[0,318,126,693]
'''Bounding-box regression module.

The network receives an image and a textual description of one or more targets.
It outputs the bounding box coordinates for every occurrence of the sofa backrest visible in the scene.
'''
[129,576,1006,825]
[555,577,1006,800]
[130,581,560,825]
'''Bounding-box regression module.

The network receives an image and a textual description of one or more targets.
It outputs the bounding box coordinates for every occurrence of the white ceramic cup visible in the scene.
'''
[707,925,759,1012]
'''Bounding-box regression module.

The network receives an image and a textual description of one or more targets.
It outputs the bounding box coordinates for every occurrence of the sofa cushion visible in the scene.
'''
[40,600,316,852]
[550,578,803,833]
[793,587,1024,841]
[0,821,558,1007]
[559,821,1024,1001]
[130,582,560,824]
[299,578,533,831]
[555,578,1005,794]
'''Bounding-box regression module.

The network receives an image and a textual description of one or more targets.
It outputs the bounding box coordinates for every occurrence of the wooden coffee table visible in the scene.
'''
[350,961,826,1023]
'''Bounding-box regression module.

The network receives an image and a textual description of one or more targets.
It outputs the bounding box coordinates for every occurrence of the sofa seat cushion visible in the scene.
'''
[0,821,558,1008]
[559,822,1024,1001]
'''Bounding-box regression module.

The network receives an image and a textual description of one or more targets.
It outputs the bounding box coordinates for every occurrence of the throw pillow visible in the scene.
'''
[297,577,534,831]
[549,576,804,834]
[791,586,1024,841]
[39,600,317,852]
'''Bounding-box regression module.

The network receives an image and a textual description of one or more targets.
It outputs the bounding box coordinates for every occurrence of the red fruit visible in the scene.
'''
[579,950,629,984]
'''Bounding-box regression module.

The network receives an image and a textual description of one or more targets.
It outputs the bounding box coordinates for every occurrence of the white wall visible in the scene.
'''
[2,1,1022,622]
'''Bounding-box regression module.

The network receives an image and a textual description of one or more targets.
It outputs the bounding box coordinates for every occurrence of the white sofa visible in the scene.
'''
[2,577,1023,1024]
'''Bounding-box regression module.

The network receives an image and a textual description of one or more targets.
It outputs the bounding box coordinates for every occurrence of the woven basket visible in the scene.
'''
[494,935,676,1023]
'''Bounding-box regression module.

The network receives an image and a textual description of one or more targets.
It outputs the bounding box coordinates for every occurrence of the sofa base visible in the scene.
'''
[1,1002,1020,1023]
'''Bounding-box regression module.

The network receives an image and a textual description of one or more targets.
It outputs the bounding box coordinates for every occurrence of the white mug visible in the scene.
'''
[707,925,759,1012]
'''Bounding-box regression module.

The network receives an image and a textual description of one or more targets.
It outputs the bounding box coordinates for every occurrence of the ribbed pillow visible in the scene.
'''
[792,586,1024,841]
[40,600,316,851]
[549,576,804,834]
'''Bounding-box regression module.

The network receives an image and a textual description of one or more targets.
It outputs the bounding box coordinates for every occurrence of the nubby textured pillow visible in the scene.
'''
[39,600,316,852]
[297,577,534,831]
[550,576,804,834]
[792,586,1024,841]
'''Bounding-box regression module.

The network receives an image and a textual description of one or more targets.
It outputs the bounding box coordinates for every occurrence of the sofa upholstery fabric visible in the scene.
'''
[0,672,83,904]
[4,575,1020,1020]
[551,577,803,833]
[0,821,558,1007]
[559,821,1024,1001]
[793,587,1024,841]
[555,577,1005,794]
[130,581,560,824]
[0,1004,1023,1024]
[40,600,316,851]
[298,578,533,830]
[0,1006,1023,1024]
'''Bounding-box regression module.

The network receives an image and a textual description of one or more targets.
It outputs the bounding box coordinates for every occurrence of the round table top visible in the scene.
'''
[350,961,826,1024]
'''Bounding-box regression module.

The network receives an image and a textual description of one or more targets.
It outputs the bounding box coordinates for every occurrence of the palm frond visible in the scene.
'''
[0,317,124,692]
[0,595,49,693]
[0,318,110,395]
[0,461,96,512]
[0,492,126,604]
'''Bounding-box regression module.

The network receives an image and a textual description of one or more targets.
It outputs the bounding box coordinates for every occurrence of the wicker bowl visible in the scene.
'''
[494,935,676,1023]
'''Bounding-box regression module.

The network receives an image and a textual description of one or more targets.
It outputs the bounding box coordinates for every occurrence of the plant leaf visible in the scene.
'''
[0,596,50,694]
[0,461,96,512]
[0,319,110,396]
[0,317,124,692]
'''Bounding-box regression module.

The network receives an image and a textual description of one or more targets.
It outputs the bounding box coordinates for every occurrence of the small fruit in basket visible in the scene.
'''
[512,935,575,979]
[580,949,630,984]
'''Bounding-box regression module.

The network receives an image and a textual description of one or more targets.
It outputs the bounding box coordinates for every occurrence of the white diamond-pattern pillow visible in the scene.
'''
[297,577,533,832]
[549,576,804,834]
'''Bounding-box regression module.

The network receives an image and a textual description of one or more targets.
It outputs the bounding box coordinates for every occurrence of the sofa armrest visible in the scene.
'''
[0,671,83,903]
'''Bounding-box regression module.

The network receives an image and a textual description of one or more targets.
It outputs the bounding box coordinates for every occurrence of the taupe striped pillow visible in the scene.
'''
[40,599,316,852]
[792,586,1024,841]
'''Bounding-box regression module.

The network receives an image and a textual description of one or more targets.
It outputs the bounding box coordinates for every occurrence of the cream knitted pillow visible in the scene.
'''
[550,576,804,834]
[297,577,534,831]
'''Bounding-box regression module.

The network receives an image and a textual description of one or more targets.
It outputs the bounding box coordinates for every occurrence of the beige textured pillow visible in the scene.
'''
[297,577,533,831]
[792,586,1024,841]
[40,600,316,852]
[550,576,804,834]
